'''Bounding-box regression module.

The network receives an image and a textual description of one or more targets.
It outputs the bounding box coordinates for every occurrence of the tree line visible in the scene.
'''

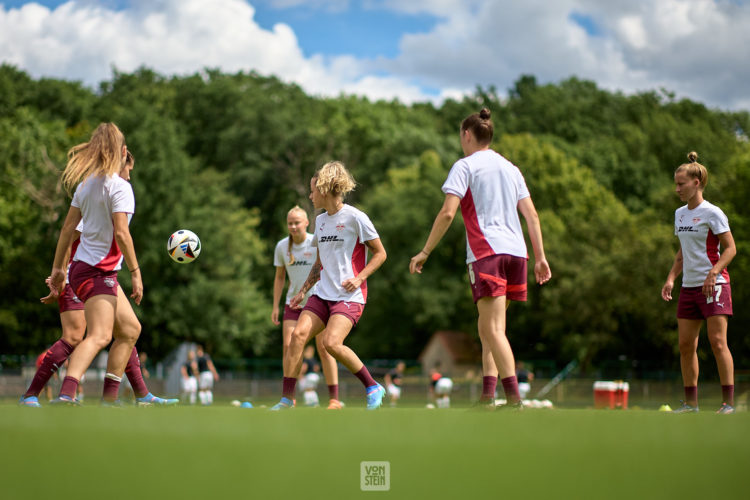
[1,64,749,375]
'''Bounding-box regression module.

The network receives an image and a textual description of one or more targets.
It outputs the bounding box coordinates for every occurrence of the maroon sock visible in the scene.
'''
[481,376,498,401]
[102,373,121,402]
[501,375,521,404]
[59,376,79,399]
[125,347,149,398]
[282,377,297,400]
[684,386,698,407]
[24,340,74,398]
[328,384,339,401]
[721,385,734,406]
[354,366,377,389]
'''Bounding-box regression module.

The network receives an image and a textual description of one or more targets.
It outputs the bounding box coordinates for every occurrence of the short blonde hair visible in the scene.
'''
[675,151,708,189]
[314,161,356,198]
[62,123,126,194]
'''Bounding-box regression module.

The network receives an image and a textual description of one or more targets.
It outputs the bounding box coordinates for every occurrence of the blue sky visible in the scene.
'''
[252,2,439,59]
[1,0,748,109]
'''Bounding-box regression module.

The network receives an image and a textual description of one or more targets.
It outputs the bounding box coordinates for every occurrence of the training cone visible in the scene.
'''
[658,404,672,412]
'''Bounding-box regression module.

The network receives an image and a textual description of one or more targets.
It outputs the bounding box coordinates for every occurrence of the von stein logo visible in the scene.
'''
[360,461,390,491]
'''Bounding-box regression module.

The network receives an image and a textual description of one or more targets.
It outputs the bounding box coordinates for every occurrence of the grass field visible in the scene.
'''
[1,402,746,500]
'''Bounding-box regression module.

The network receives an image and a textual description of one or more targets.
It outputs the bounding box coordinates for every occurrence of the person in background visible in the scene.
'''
[299,345,322,407]
[181,349,199,405]
[516,361,534,400]
[196,345,219,406]
[385,361,405,407]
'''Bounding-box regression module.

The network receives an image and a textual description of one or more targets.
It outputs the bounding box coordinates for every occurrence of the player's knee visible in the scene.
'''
[116,320,141,344]
[707,335,728,352]
[62,332,84,346]
[678,338,696,353]
[322,340,341,357]
[89,333,113,350]
[290,328,308,347]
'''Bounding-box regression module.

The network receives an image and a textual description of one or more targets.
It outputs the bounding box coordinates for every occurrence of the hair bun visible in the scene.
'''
[687,151,698,162]
[479,108,491,120]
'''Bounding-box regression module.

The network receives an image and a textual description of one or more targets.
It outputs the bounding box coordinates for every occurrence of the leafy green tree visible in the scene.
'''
[0,108,71,354]
[497,134,677,370]
[356,150,475,357]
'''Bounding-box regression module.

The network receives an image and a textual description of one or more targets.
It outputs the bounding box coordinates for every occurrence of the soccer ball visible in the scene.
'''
[167,229,201,263]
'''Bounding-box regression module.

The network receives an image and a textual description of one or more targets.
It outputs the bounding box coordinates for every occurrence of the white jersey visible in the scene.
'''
[71,174,134,271]
[675,200,731,287]
[273,233,317,306]
[442,149,530,263]
[312,204,379,304]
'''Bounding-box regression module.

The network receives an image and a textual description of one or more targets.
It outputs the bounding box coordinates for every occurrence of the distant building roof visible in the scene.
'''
[418,330,481,365]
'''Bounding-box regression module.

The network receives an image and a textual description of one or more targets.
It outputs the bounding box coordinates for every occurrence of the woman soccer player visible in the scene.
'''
[270,161,387,410]
[272,206,341,409]
[661,152,736,414]
[410,108,551,409]
[19,151,177,407]
[48,123,143,404]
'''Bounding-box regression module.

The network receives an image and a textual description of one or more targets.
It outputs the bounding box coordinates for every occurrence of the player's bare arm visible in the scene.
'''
[410,194,460,274]
[291,256,321,308]
[518,196,551,284]
[50,206,82,293]
[271,266,286,325]
[703,231,736,298]
[661,248,683,301]
[113,211,142,305]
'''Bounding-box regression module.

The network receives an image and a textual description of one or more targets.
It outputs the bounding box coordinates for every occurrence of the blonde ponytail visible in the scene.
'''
[62,123,126,195]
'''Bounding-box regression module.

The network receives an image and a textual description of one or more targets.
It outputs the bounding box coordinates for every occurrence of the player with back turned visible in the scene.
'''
[410,108,551,410]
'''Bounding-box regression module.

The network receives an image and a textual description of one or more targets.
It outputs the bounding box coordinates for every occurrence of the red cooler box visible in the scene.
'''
[593,381,616,409]
[593,381,629,409]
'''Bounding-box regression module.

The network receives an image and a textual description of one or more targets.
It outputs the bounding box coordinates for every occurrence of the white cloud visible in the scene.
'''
[0,0,428,102]
[0,0,748,109]
[378,0,750,109]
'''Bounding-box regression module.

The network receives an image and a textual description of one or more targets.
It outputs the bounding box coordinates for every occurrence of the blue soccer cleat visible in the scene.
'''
[716,403,735,414]
[136,392,180,407]
[366,384,385,410]
[672,401,699,414]
[269,397,294,411]
[19,396,41,408]
[50,395,81,406]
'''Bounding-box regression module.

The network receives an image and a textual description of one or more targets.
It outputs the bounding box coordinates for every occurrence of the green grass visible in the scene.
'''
[1,403,746,499]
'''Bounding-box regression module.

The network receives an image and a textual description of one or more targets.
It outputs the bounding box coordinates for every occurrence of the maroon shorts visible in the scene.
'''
[303,294,364,327]
[58,284,85,313]
[283,304,302,322]
[468,254,528,303]
[677,284,733,320]
[68,260,118,303]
